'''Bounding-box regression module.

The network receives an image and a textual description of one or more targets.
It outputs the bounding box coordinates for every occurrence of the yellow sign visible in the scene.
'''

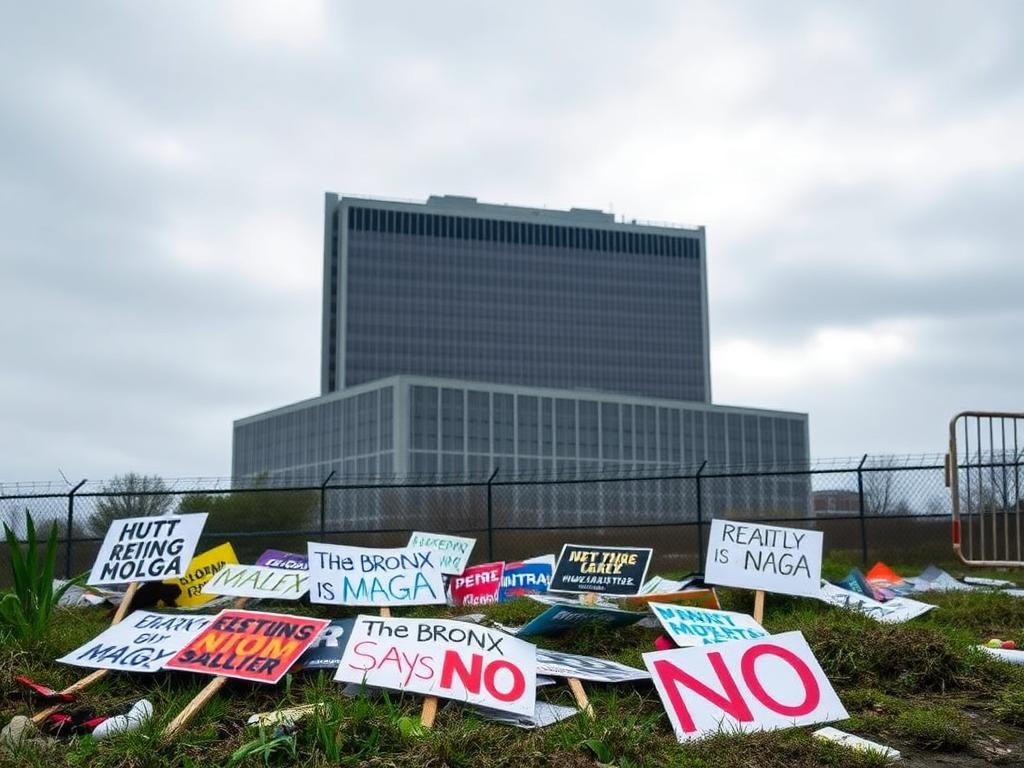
[165,542,238,607]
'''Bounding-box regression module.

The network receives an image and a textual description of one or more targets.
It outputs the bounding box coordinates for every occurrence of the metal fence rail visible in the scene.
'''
[0,453,1005,586]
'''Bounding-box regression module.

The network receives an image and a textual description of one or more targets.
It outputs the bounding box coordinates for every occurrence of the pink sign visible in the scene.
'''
[450,562,505,607]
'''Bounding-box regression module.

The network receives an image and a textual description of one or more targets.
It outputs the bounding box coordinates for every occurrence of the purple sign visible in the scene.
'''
[256,549,308,570]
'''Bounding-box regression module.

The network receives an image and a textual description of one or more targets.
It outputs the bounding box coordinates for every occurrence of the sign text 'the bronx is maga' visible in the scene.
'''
[88,513,207,586]
[704,520,823,598]
[307,543,445,606]
[335,616,537,715]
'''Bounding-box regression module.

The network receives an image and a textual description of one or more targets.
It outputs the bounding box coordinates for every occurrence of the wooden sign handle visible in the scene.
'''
[31,581,142,724]
[567,677,595,718]
[378,606,438,728]
[753,590,765,624]
[162,597,249,741]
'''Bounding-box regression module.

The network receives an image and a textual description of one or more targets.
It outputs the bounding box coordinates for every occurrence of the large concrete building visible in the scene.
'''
[233,193,810,516]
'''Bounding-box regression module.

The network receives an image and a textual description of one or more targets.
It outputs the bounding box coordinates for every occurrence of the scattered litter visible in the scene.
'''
[814,726,900,760]
[92,699,153,740]
[1,715,53,752]
[247,703,324,728]
[468,701,578,729]
[977,645,1024,664]
[964,576,1016,589]
[15,676,75,702]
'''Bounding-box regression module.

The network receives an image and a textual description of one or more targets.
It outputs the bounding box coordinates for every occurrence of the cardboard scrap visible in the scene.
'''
[468,701,578,729]
[977,645,1024,664]
[817,582,934,623]
[246,703,325,728]
[814,726,900,760]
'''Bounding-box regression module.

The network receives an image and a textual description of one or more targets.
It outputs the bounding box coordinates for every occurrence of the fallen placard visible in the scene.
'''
[517,596,646,638]
[468,701,578,729]
[408,531,476,575]
[292,618,355,672]
[705,520,823,615]
[817,582,935,623]
[308,542,445,607]
[450,562,504,607]
[256,549,308,570]
[88,514,208,585]
[202,564,309,601]
[335,616,536,716]
[649,604,768,647]
[549,544,652,596]
[643,630,848,742]
[535,648,650,683]
[58,611,214,673]
[167,542,239,607]
[625,588,721,610]
[813,726,901,760]
[164,609,330,684]
[500,555,555,601]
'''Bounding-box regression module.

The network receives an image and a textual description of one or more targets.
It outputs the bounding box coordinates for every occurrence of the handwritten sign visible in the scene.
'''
[407,532,476,575]
[165,609,329,684]
[88,514,207,585]
[256,549,308,570]
[307,542,445,606]
[643,631,847,742]
[817,582,935,623]
[549,544,652,596]
[58,611,212,673]
[500,555,555,601]
[535,648,650,683]
[450,562,504,607]
[166,542,239,607]
[705,520,822,598]
[293,618,355,672]
[649,604,768,647]
[202,565,309,601]
[335,616,536,715]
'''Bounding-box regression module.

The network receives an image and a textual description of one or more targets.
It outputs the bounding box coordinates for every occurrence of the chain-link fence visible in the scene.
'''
[0,453,996,586]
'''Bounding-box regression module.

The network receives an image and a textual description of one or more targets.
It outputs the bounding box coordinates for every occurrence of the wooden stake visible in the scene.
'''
[420,694,439,728]
[567,677,595,718]
[379,606,391,618]
[753,590,765,624]
[32,581,141,724]
[162,597,249,741]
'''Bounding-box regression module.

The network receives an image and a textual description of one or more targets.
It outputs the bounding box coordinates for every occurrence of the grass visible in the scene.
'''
[4,560,1024,767]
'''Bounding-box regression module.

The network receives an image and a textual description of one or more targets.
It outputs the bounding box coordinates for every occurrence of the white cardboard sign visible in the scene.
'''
[307,542,445,606]
[649,604,768,647]
[202,564,310,601]
[88,514,208,585]
[58,610,213,673]
[704,520,822,598]
[335,616,536,715]
[408,531,476,575]
[535,648,650,683]
[817,581,935,623]
[643,630,848,742]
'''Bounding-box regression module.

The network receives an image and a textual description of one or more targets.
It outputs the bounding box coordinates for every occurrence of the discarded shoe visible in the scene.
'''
[92,699,154,740]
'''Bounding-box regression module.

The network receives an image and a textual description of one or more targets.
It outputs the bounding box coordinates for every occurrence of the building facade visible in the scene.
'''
[233,193,811,521]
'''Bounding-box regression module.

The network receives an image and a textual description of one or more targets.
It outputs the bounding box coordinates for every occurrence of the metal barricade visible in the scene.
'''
[947,411,1024,566]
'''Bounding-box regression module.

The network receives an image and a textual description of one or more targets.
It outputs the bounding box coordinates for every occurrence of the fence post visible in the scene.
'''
[857,454,869,566]
[65,479,87,578]
[486,466,500,561]
[695,461,707,570]
[319,470,335,539]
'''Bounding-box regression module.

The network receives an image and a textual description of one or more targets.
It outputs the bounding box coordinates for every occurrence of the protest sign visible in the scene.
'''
[705,520,822,599]
[308,543,445,607]
[517,596,645,638]
[408,531,476,575]
[469,701,578,729]
[535,648,650,683]
[640,576,686,595]
[58,611,213,673]
[549,544,652,596]
[165,609,329,684]
[256,549,308,570]
[643,630,847,742]
[450,562,504,607]
[335,616,537,716]
[165,542,239,607]
[649,604,767,647]
[88,514,208,586]
[500,555,555,601]
[293,618,355,672]
[202,565,309,601]
[817,582,935,623]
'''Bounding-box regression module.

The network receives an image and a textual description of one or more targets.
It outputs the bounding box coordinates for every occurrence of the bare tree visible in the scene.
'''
[86,473,174,537]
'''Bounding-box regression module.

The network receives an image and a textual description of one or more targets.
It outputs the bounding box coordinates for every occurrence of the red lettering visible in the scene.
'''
[440,650,483,694]
[483,659,525,702]
[740,644,819,717]
[347,640,378,672]
[652,654,753,733]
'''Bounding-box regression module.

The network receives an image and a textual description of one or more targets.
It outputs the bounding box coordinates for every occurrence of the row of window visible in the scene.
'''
[347,206,700,259]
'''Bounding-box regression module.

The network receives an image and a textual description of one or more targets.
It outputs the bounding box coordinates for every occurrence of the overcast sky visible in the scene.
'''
[2,1,1022,483]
